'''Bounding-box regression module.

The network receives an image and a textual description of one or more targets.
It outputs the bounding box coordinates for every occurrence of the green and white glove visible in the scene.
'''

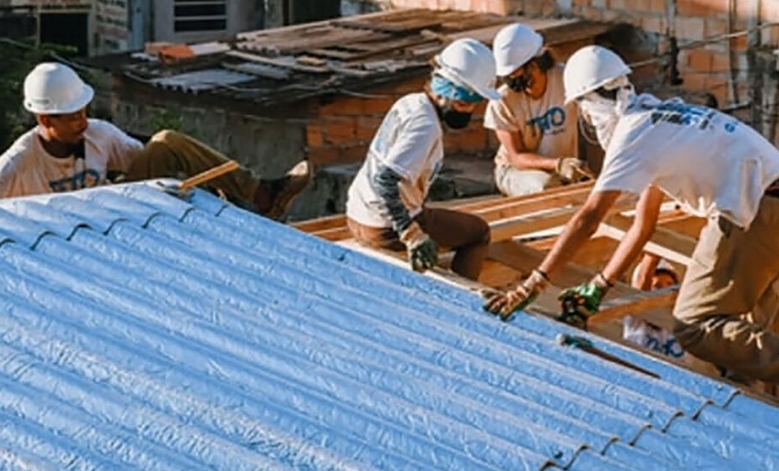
[557,273,612,329]
[400,222,438,272]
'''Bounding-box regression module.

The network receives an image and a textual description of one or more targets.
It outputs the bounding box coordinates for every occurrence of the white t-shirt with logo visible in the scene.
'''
[483,65,578,168]
[346,93,444,228]
[594,95,779,228]
[0,119,143,198]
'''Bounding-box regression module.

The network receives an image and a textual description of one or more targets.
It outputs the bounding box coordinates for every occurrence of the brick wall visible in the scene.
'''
[305,75,497,166]
[384,0,779,115]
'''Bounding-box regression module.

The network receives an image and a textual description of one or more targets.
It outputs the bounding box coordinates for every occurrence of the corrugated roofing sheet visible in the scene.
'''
[1,181,778,471]
[88,10,613,108]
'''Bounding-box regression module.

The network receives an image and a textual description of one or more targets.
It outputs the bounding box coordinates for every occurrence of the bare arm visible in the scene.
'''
[600,185,664,284]
[538,189,622,280]
[495,129,558,172]
[632,253,662,290]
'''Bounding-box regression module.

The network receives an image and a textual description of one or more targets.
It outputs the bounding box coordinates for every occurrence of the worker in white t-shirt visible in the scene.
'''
[484,23,585,196]
[484,45,779,383]
[624,255,687,361]
[346,38,499,280]
[0,62,312,220]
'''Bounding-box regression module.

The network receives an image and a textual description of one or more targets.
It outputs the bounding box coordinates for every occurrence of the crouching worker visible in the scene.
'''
[485,23,585,196]
[0,62,312,220]
[345,39,497,280]
[483,45,779,384]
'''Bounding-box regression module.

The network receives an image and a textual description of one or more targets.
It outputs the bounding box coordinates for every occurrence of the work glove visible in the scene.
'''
[483,269,550,321]
[557,273,612,329]
[400,222,438,272]
[556,157,587,184]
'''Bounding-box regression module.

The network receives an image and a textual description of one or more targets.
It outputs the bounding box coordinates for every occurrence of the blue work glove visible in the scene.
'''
[557,273,612,329]
[483,269,550,321]
[400,222,438,272]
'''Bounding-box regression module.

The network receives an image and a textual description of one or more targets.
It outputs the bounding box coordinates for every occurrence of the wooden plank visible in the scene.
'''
[588,287,678,328]
[597,213,697,266]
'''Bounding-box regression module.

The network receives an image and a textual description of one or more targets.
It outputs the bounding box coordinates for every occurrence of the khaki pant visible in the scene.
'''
[494,164,562,197]
[347,207,490,281]
[673,195,779,382]
[125,130,260,205]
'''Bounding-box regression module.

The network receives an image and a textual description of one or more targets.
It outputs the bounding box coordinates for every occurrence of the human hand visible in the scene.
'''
[400,222,438,272]
[557,273,611,329]
[556,157,588,183]
[482,269,550,321]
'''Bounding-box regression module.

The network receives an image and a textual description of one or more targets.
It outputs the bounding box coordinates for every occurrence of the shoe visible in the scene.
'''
[262,160,313,220]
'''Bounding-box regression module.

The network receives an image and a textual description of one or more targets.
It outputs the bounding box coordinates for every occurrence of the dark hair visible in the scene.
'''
[531,50,555,72]
[654,268,679,284]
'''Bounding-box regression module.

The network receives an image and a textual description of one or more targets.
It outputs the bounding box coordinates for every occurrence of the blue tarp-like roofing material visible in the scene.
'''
[1,182,778,471]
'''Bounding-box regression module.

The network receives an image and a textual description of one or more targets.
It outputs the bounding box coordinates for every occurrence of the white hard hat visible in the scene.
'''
[434,38,500,101]
[563,45,631,104]
[493,23,544,77]
[23,62,94,114]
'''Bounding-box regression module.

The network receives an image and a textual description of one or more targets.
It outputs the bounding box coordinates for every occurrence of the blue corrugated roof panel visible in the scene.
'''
[0,181,777,471]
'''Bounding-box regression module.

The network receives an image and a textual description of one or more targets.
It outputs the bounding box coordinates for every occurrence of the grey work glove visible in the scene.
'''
[399,222,438,272]
[556,157,588,183]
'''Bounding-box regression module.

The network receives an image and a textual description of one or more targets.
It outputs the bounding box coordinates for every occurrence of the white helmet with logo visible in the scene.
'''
[434,38,500,101]
[563,45,631,104]
[492,23,544,77]
[24,62,94,114]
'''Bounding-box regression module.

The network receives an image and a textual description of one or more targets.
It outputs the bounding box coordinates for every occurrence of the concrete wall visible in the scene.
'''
[153,0,262,43]
[110,83,321,220]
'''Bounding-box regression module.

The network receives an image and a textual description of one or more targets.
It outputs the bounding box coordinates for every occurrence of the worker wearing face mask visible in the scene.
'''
[484,45,779,385]
[345,38,499,281]
[484,24,586,197]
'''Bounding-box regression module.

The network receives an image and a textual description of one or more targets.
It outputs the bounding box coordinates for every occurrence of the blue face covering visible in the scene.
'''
[430,75,483,103]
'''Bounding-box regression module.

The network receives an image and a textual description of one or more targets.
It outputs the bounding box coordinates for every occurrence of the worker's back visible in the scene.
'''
[595,94,779,228]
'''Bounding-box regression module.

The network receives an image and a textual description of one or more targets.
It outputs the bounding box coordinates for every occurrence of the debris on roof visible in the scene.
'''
[0,182,778,470]
[86,9,614,107]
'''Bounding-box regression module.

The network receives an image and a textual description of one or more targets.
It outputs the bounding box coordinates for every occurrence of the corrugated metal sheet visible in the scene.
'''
[0,182,778,471]
[85,10,614,108]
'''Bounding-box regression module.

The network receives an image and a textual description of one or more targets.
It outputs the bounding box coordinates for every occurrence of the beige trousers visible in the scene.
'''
[673,195,779,382]
[125,130,260,204]
[494,164,562,197]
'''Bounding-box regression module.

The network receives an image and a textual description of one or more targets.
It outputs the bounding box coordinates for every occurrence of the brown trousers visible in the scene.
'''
[347,207,490,281]
[125,130,260,204]
[673,195,779,382]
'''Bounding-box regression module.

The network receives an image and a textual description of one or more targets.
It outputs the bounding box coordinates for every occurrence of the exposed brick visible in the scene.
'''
[307,146,341,166]
[453,0,473,10]
[710,51,730,73]
[641,15,666,34]
[676,0,721,17]
[675,17,705,41]
[704,19,728,38]
[306,124,324,148]
[686,49,712,71]
[648,0,664,13]
[608,0,626,10]
[340,144,370,163]
[623,0,650,12]
[320,97,364,116]
[323,119,356,145]
[762,1,779,22]
[363,97,396,116]
[591,0,606,8]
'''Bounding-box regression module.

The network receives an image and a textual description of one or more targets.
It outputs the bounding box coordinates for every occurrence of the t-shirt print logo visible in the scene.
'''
[526,106,566,135]
[49,169,102,192]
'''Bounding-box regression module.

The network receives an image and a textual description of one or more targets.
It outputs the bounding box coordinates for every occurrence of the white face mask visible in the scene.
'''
[577,79,635,150]
[579,94,620,149]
